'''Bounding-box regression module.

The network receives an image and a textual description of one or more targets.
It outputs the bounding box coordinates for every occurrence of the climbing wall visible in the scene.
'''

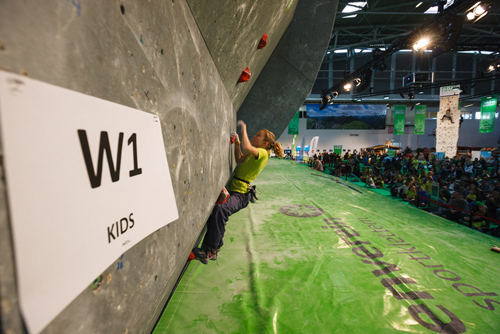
[436,85,461,158]
[0,0,299,333]
[239,0,339,137]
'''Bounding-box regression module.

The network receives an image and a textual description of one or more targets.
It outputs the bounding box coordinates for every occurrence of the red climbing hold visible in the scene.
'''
[258,33,268,49]
[238,67,251,83]
[216,187,230,204]
[187,251,195,262]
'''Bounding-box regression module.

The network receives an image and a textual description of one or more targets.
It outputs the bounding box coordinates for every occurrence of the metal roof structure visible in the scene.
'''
[310,0,500,108]
[331,0,499,53]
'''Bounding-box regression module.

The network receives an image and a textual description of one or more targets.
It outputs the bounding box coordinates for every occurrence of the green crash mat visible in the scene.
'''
[154,159,500,333]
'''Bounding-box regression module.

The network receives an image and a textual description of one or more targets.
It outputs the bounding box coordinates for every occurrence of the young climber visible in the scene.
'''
[193,120,283,264]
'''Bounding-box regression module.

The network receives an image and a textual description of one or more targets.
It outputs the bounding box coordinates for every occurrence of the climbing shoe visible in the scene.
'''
[192,247,208,264]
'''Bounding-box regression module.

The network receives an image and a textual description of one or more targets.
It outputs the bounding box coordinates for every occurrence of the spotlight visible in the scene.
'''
[356,98,362,102]
[474,4,486,16]
[413,37,430,51]
[487,64,495,72]
[320,94,332,110]
[418,91,424,95]
[408,92,415,99]
[354,78,362,87]
[400,92,405,99]
[344,83,352,92]
[384,96,390,100]
[466,2,489,23]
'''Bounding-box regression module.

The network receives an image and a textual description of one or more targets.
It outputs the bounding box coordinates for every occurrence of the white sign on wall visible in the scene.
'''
[0,71,179,333]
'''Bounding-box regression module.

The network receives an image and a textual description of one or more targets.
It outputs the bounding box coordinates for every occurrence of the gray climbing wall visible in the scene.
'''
[0,0,297,333]
[0,0,334,333]
[239,0,339,137]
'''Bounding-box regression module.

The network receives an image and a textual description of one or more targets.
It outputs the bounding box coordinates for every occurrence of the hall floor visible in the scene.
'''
[153,158,500,333]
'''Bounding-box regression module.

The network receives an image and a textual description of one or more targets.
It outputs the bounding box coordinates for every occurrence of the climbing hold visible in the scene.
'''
[216,187,230,204]
[187,251,196,262]
[258,33,268,49]
[238,67,251,83]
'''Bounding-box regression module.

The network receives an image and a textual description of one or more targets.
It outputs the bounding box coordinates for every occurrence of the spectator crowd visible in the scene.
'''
[305,148,500,238]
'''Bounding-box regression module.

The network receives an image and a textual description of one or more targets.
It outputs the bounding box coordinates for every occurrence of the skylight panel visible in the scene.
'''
[342,2,367,18]
[424,0,454,13]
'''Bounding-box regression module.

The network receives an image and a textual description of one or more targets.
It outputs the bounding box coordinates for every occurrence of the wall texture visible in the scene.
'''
[0,0,298,333]
[238,0,339,138]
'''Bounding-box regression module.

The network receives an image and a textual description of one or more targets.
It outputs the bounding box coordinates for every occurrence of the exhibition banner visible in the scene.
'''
[479,94,498,133]
[298,136,306,162]
[414,105,426,135]
[334,145,342,155]
[288,111,299,135]
[309,136,319,155]
[436,85,460,158]
[0,71,179,333]
[306,104,386,129]
[387,150,396,158]
[291,134,298,156]
[394,105,406,135]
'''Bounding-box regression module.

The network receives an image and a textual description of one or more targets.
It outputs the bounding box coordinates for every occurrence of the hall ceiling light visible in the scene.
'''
[384,96,390,100]
[487,64,495,72]
[474,4,486,15]
[354,78,362,86]
[466,2,489,23]
[413,37,430,51]
[343,83,352,91]
[416,2,423,8]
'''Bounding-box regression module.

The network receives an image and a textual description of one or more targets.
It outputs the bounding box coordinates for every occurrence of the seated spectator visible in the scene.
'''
[375,175,385,189]
[407,185,417,204]
[440,186,451,203]
[446,192,468,222]
[365,176,376,188]
[416,186,429,207]
[311,158,324,172]
[463,205,489,231]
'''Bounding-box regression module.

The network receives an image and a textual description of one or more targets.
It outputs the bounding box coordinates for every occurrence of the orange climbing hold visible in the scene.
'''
[238,67,251,83]
[258,33,268,49]
[216,187,230,204]
[187,251,195,262]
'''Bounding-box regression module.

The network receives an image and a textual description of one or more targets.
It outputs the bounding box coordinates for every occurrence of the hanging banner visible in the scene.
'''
[479,95,498,133]
[436,85,460,158]
[288,111,299,135]
[394,105,406,135]
[334,145,342,155]
[291,134,298,157]
[414,105,426,135]
[309,136,319,155]
[0,71,178,334]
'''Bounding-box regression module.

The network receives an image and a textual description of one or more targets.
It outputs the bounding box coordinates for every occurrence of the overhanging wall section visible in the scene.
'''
[186,0,298,112]
[238,0,339,137]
